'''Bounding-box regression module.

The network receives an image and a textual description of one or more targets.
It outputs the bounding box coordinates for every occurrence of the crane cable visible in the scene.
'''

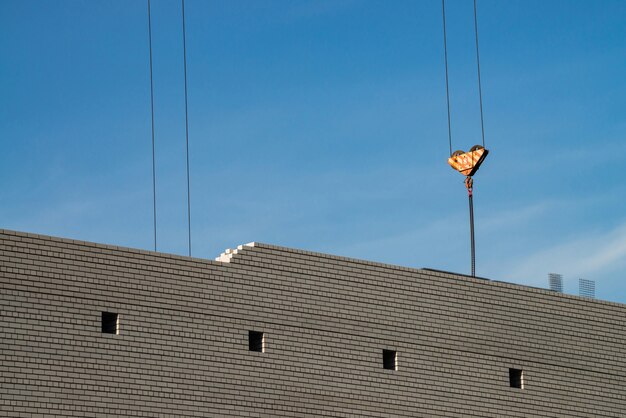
[181,0,192,257]
[471,0,483,276]
[147,0,157,252]
[442,0,486,154]
[473,0,486,148]
[442,0,488,277]
[146,0,193,256]
[441,0,453,157]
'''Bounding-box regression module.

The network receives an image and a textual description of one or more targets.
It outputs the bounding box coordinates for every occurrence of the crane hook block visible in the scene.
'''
[447,145,489,177]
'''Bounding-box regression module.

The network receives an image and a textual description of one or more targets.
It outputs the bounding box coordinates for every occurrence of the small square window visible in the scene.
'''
[249,331,264,352]
[509,368,524,389]
[383,349,397,370]
[102,312,119,334]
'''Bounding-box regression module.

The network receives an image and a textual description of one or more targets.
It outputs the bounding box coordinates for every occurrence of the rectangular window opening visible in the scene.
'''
[101,312,119,334]
[509,368,524,389]
[383,349,397,370]
[249,331,264,352]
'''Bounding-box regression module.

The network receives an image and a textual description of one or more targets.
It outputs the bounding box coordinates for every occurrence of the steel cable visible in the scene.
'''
[473,0,486,148]
[441,0,453,156]
[182,0,192,257]
[148,0,157,251]
[469,191,475,277]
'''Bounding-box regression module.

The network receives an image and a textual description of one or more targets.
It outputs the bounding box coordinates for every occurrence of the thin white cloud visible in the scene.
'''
[486,220,626,289]
[480,201,554,232]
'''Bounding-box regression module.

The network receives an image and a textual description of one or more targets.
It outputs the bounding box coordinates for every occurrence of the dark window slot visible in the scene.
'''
[509,368,523,389]
[249,331,264,352]
[383,349,397,370]
[101,312,118,334]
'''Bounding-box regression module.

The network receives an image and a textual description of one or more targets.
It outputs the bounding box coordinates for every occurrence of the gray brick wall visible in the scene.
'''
[1,229,625,417]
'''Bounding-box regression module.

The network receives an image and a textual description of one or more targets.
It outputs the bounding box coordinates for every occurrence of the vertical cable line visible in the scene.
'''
[147,0,157,251]
[181,0,192,257]
[441,0,453,156]
[468,185,475,276]
[473,0,486,148]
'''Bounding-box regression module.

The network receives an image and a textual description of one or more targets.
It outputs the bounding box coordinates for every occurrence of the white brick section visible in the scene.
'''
[215,242,256,262]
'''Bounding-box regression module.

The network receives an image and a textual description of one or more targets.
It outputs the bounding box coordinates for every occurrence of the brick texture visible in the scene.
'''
[1,229,626,417]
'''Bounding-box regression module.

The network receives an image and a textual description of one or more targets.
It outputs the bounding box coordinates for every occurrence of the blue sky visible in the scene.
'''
[2,0,626,302]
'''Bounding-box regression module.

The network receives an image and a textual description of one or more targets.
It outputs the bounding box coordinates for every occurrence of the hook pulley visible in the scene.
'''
[448,145,488,177]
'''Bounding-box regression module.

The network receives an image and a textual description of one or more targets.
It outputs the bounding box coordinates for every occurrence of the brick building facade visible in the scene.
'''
[1,229,625,416]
